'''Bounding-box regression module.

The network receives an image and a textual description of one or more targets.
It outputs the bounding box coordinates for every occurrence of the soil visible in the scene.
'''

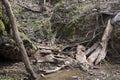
[0,58,120,80]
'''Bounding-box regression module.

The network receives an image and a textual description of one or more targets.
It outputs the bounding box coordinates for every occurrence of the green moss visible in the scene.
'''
[0,2,9,30]
[19,31,37,50]
[34,18,52,40]
[0,20,7,36]
[2,14,9,25]
[9,38,15,44]
[12,5,22,14]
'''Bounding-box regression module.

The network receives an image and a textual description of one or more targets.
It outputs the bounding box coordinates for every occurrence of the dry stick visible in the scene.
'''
[1,0,37,79]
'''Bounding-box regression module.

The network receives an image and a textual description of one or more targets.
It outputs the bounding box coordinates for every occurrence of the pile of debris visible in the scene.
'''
[33,19,113,75]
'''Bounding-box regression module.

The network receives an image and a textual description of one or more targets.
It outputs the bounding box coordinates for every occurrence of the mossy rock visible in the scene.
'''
[0,2,36,60]
[0,31,37,60]
[0,25,37,60]
[19,31,37,50]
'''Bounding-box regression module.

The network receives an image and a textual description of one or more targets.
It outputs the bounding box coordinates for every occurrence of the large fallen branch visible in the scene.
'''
[86,19,113,65]
[35,19,113,73]
[75,19,113,71]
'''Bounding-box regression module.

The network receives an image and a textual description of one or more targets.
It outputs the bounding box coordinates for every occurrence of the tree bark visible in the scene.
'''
[1,0,37,79]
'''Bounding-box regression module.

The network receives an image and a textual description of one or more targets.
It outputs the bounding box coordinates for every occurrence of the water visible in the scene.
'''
[41,69,84,80]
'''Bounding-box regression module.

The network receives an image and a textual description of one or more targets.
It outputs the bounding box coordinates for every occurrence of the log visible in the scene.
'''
[87,44,102,65]
[86,19,113,65]
[85,42,99,56]
[37,45,61,52]
[95,19,113,64]
[40,65,65,74]
[1,0,37,79]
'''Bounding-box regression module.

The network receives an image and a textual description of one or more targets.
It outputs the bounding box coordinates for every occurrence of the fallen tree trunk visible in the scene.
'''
[86,19,113,65]
[95,19,113,64]
[1,0,37,79]
[75,19,113,71]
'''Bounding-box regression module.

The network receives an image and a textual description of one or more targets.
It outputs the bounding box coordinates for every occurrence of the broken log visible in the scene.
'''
[95,19,113,64]
[87,43,102,65]
[86,19,113,65]
[40,66,65,74]
[37,45,61,52]
[85,42,99,56]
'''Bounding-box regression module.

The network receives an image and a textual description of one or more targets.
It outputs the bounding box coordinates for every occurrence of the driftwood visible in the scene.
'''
[75,19,113,71]
[1,0,37,79]
[95,19,113,64]
[86,19,113,65]
[40,65,65,74]
[40,49,52,54]
[34,50,55,63]
[35,20,113,73]
[37,45,61,52]
[34,19,113,73]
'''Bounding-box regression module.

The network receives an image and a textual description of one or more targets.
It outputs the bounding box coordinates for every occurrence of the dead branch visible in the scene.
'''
[95,19,113,64]
[40,65,65,74]
[87,44,102,65]
[85,42,99,56]
[37,45,61,52]
[86,19,113,65]
[40,49,52,54]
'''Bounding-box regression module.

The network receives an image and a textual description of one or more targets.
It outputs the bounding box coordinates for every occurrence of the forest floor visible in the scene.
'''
[0,1,120,80]
[0,53,120,80]
[0,62,120,80]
